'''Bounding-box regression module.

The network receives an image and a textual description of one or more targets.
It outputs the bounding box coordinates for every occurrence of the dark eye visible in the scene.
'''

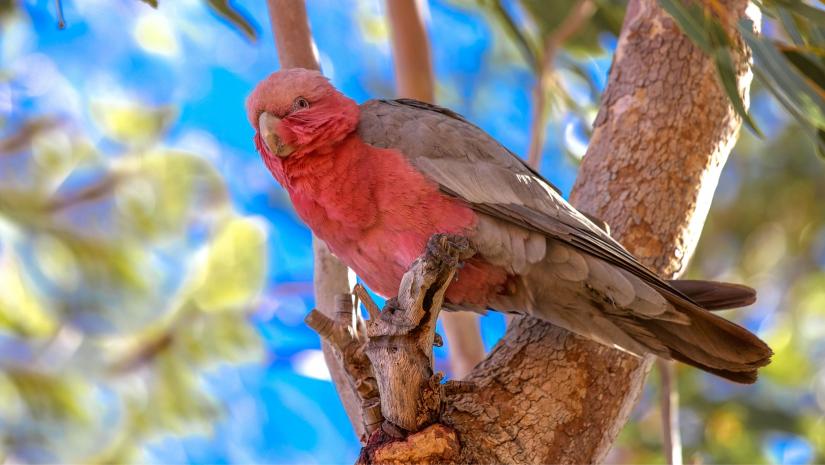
[293,97,310,111]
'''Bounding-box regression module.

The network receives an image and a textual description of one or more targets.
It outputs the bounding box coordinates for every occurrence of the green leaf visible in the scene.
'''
[740,19,825,129]
[772,0,825,26]
[191,217,267,313]
[658,0,713,53]
[780,47,825,91]
[205,0,259,42]
[138,0,158,7]
[714,47,763,135]
[776,7,805,46]
[112,150,229,239]
[753,66,825,157]
[90,101,177,148]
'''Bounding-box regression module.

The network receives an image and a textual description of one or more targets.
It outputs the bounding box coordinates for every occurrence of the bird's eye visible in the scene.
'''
[293,97,310,111]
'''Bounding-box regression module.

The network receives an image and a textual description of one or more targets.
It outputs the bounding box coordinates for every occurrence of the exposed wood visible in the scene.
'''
[265,0,365,440]
[359,424,460,465]
[267,0,317,70]
[386,0,435,103]
[363,234,475,432]
[385,0,486,380]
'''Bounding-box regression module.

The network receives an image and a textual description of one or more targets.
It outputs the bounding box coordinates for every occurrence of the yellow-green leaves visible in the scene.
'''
[0,253,55,338]
[112,150,229,239]
[192,217,268,313]
[91,101,177,148]
[1,92,266,461]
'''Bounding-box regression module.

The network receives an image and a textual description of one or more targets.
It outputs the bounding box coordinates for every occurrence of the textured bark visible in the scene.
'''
[440,0,757,463]
[265,0,366,440]
[385,0,487,380]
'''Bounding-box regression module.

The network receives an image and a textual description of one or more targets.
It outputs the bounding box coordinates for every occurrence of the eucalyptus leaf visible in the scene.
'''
[205,0,259,42]
[90,102,177,148]
[191,217,267,313]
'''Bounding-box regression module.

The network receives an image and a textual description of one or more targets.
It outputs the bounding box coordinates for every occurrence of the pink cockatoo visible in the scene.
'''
[247,69,771,383]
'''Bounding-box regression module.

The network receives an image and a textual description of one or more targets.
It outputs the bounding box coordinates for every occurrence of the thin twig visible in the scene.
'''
[55,0,65,29]
[658,359,683,465]
[526,0,596,168]
[489,0,540,73]
[0,118,61,156]
[46,175,119,212]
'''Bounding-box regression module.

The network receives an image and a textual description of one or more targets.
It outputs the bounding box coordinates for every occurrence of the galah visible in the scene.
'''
[247,68,771,383]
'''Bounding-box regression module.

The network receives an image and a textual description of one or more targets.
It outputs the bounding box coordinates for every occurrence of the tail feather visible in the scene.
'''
[648,292,772,383]
[668,279,756,310]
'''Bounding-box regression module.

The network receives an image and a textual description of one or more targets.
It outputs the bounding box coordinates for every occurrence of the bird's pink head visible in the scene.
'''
[246,68,360,179]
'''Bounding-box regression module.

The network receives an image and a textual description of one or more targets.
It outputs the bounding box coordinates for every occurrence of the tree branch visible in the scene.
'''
[385,0,486,380]
[658,358,682,465]
[265,0,366,440]
[526,0,596,168]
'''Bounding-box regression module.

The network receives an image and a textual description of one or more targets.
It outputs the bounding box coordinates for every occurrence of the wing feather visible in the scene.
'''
[358,98,693,306]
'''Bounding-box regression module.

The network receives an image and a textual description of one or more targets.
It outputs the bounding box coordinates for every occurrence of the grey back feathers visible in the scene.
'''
[357,98,772,383]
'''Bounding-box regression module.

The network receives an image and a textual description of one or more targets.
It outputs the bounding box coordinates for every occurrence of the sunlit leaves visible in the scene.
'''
[192,218,267,313]
[0,91,265,461]
[91,101,177,148]
[133,13,179,57]
[4,370,90,424]
[112,150,229,239]
[0,254,55,338]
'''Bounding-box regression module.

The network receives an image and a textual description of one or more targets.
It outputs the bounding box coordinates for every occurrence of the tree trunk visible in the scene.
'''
[266,0,366,440]
[441,0,757,462]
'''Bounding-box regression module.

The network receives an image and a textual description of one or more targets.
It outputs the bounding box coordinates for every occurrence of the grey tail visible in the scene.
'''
[668,279,757,310]
[647,281,771,384]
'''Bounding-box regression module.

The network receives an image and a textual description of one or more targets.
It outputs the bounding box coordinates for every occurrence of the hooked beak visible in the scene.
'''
[259,112,296,157]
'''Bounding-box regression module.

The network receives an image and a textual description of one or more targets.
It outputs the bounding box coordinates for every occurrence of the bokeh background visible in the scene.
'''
[1,0,823,464]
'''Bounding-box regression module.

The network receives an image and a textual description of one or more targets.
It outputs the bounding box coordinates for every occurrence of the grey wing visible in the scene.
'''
[357,98,690,303]
[357,99,773,379]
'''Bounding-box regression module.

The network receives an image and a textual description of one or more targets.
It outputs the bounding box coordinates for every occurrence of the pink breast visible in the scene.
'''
[284,136,509,308]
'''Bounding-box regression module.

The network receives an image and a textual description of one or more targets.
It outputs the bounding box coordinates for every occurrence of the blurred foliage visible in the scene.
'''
[477,0,825,158]
[1,0,259,41]
[0,70,266,461]
[143,0,260,41]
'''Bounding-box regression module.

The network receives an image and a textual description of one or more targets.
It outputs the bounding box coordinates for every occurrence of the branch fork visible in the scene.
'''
[306,234,476,463]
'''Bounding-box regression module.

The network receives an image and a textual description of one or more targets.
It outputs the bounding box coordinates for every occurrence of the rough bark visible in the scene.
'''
[265,0,366,440]
[385,0,487,380]
[440,0,757,463]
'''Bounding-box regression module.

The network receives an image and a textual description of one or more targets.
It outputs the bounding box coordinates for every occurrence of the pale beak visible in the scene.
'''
[259,112,296,157]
